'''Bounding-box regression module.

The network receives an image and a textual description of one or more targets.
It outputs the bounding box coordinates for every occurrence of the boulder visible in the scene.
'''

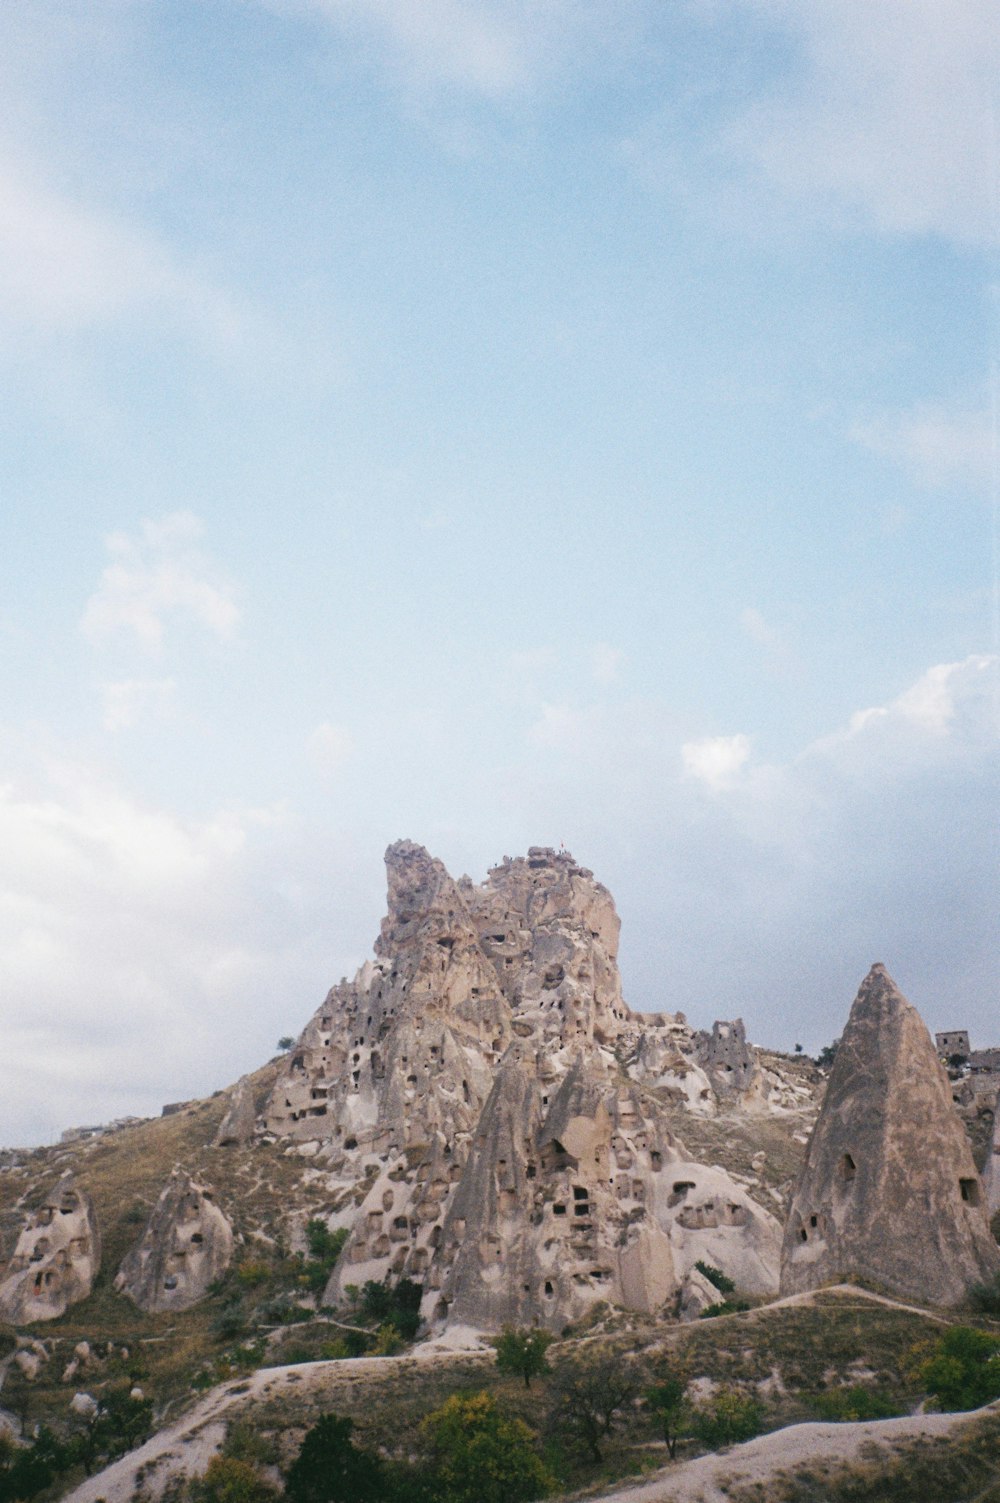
[0,1175,100,1323]
[780,964,1000,1306]
[115,1172,233,1312]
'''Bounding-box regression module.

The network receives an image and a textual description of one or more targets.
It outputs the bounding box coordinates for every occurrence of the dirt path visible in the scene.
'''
[586,1401,1000,1503]
[59,1343,491,1503]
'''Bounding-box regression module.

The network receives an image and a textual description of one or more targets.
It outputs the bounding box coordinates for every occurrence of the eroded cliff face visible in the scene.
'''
[982,1088,1000,1218]
[0,1175,99,1323]
[115,1171,233,1313]
[780,964,1000,1307]
[265,843,783,1331]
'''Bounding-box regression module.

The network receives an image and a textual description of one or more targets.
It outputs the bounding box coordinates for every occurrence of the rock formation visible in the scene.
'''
[695,1018,757,1095]
[984,1087,1000,1218]
[214,1076,256,1148]
[780,964,1000,1307]
[266,842,783,1331]
[0,1175,100,1323]
[115,1172,233,1312]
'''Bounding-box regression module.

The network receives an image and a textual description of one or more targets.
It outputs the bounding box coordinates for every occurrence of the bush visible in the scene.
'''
[192,1456,278,1503]
[358,1277,423,1341]
[690,1388,762,1448]
[695,1261,735,1295]
[968,1273,1000,1317]
[918,1326,1000,1411]
[809,1385,901,1421]
[699,1298,751,1318]
[644,1365,689,1460]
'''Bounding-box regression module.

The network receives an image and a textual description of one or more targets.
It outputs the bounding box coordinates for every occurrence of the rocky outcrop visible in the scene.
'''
[0,1175,100,1323]
[983,1088,1000,1218]
[270,842,785,1332]
[780,964,1000,1307]
[214,1076,256,1148]
[115,1172,233,1312]
[695,1018,757,1095]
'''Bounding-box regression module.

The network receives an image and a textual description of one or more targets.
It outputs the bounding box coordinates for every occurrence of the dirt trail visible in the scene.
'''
[587,1401,1000,1503]
[60,1343,491,1503]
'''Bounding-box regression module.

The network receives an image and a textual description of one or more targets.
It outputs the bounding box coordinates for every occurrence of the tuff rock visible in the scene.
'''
[780,964,1000,1306]
[267,842,783,1331]
[984,1087,1000,1218]
[0,1174,100,1323]
[214,1076,257,1148]
[115,1171,233,1312]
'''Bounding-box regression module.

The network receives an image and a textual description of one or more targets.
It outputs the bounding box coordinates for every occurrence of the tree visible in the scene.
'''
[918,1327,1000,1411]
[546,1356,638,1462]
[816,1039,840,1072]
[420,1392,553,1503]
[493,1327,554,1389]
[690,1388,762,1448]
[644,1366,689,1460]
[277,1037,295,1052]
[284,1414,386,1503]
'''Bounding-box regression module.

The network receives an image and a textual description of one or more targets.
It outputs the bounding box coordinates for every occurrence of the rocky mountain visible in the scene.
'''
[2,840,996,1346]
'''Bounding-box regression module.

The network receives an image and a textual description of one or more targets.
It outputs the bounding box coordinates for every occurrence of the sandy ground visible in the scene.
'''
[588,1401,1000,1503]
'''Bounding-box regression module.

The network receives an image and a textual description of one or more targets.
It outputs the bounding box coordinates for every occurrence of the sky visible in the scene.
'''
[1,0,998,1148]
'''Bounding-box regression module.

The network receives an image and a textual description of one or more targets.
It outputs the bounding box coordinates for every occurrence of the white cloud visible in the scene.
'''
[100,677,177,733]
[283,0,643,101]
[731,0,999,247]
[0,151,243,339]
[81,512,240,653]
[851,401,993,488]
[306,721,354,774]
[592,642,624,685]
[681,732,752,791]
[0,756,374,1147]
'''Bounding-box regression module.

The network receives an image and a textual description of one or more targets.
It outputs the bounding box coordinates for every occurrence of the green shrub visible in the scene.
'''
[809,1384,901,1421]
[918,1326,1000,1411]
[493,1327,554,1388]
[421,1391,554,1503]
[690,1388,762,1448]
[968,1272,1000,1317]
[695,1261,735,1295]
[699,1299,751,1318]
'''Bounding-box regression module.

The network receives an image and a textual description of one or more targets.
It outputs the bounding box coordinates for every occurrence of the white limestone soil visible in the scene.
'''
[59,1344,492,1503]
[589,1402,1000,1503]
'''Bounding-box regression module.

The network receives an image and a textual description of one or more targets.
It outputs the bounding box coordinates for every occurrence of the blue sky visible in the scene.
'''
[1,0,998,1146]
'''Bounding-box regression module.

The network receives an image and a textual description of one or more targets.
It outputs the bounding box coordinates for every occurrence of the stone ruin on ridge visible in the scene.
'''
[780,963,1000,1307]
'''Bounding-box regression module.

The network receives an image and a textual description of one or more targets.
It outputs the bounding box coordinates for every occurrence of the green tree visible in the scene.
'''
[690,1388,762,1448]
[918,1326,1000,1411]
[284,1414,386,1503]
[420,1392,553,1503]
[546,1356,638,1463]
[493,1327,554,1389]
[644,1367,689,1460]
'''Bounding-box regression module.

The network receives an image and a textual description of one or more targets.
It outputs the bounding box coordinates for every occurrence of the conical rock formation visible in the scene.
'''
[780,964,1000,1306]
[115,1172,233,1312]
[214,1076,257,1148]
[0,1175,100,1323]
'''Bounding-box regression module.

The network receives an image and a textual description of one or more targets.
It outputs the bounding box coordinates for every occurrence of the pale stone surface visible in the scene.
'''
[780,964,1000,1306]
[0,1174,100,1323]
[269,843,784,1331]
[214,1076,256,1148]
[115,1172,233,1312]
[983,1087,1000,1217]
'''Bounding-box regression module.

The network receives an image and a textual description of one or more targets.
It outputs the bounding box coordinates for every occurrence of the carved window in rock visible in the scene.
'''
[840,1153,857,1185]
[959,1178,981,1206]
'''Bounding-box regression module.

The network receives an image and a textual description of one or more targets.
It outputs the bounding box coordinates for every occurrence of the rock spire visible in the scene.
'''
[780,964,1000,1306]
[0,1174,100,1323]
